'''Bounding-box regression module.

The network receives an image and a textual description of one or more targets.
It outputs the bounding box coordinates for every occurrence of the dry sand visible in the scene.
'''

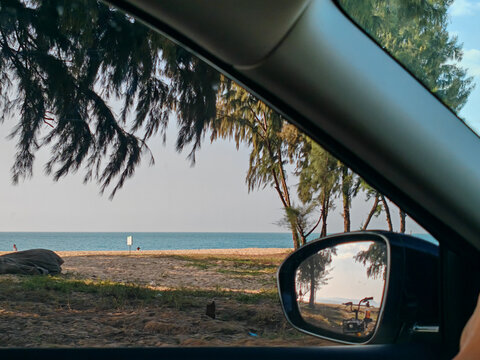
[55,248,292,292]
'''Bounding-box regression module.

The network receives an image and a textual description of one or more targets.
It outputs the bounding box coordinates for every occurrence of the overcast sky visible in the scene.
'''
[2,1,478,234]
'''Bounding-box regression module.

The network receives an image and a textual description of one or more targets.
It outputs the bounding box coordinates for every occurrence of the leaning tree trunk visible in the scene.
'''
[380,195,393,231]
[362,195,379,230]
[320,196,330,237]
[399,209,406,233]
[343,193,351,233]
[342,167,351,232]
[299,231,307,247]
[269,165,300,249]
[320,216,327,237]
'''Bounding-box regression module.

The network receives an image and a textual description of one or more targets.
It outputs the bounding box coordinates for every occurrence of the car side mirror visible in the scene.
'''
[277,231,439,344]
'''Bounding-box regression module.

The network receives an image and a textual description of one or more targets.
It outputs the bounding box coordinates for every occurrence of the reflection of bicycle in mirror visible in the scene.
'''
[342,296,374,336]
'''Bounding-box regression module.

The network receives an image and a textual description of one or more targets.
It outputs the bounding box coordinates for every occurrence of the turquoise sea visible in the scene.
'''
[0,232,437,252]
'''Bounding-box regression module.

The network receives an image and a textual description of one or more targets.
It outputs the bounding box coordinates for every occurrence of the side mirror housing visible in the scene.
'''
[277,231,439,344]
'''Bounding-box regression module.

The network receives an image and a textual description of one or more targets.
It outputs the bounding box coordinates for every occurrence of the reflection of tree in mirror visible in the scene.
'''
[354,242,387,279]
[297,248,336,308]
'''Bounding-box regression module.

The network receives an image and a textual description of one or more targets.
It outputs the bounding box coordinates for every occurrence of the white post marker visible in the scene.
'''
[127,235,133,254]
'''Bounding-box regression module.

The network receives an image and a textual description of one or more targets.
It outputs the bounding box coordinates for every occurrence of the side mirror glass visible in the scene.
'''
[295,241,387,341]
[277,231,439,345]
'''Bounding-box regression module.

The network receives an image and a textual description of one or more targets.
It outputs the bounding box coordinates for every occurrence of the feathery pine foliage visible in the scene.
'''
[339,164,360,232]
[0,0,219,197]
[212,79,309,248]
[296,248,336,308]
[297,142,339,238]
[354,241,388,280]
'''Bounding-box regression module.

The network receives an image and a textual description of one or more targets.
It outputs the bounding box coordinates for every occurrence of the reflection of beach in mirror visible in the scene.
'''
[295,240,387,339]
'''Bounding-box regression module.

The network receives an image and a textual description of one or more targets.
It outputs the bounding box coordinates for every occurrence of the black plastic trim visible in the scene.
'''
[0,345,441,360]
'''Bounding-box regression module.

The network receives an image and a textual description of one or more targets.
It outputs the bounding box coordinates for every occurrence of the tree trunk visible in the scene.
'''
[320,219,327,238]
[299,231,307,247]
[268,163,300,248]
[399,209,406,233]
[342,167,351,232]
[320,196,330,237]
[291,225,301,249]
[308,260,316,308]
[380,195,393,231]
[305,213,323,239]
[362,195,379,230]
[343,196,350,232]
[273,151,302,249]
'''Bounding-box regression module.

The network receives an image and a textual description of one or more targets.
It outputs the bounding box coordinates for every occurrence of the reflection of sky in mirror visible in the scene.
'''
[315,242,385,306]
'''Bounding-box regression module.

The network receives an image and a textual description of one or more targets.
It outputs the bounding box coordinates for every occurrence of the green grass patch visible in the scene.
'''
[0,275,277,309]
[226,258,278,270]
[20,275,156,300]
[165,255,216,270]
[234,289,278,304]
[0,273,280,314]
[154,288,229,309]
[164,255,280,273]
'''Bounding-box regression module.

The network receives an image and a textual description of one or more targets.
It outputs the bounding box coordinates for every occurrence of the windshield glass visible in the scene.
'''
[338,0,480,136]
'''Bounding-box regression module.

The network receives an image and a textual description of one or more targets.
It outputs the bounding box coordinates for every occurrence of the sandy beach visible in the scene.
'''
[0,248,335,347]
[57,248,292,293]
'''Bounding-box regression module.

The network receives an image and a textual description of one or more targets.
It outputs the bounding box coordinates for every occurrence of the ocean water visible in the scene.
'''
[0,232,296,252]
[0,232,438,252]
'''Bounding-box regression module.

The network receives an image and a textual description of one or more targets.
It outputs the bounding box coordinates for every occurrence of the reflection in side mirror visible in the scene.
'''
[278,232,439,345]
[295,241,387,342]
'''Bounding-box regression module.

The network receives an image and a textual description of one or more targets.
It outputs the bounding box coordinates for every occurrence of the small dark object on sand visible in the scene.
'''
[0,249,64,275]
[206,300,216,319]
